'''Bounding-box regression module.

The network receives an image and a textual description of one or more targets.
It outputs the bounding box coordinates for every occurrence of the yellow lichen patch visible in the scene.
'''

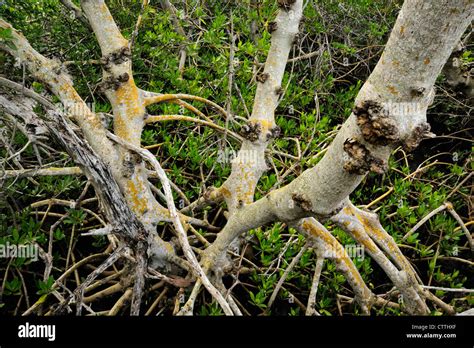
[352,231,377,253]
[57,82,79,100]
[359,213,411,269]
[99,2,108,14]
[125,179,148,215]
[164,241,175,255]
[143,94,178,107]
[258,119,272,129]
[364,219,395,252]
[342,257,365,280]
[301,221,367,288]
[399,25,405,35]
[114,116,126,135]
[343,206,352,215]
[302,220,333,245]
[99,2,120,32]
[113,78,144,141]
[242,190,254,204]
[219,186,232,199]
[340,215,378,254]
[237,179,256,201]
[206,187,223,202]
[160,207,172,220]
[342,206,378,254]
[115,79,142,116]
[255,118,275,134]
[349,206,416,277]
[387,85,398,95]
[302,221,349,255]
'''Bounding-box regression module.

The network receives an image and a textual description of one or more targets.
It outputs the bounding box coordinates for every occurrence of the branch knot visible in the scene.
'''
[277,0,296,11]
[239,121,262,142]
[353,100,399,146]
[100,46,132,71]
[343,138,387,175]
[291,192,313,212]
[403,122,435,152]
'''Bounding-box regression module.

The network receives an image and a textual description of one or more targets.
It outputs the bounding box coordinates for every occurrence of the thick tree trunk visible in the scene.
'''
[200,0,473,314]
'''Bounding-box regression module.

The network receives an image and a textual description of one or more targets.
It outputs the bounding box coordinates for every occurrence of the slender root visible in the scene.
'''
[297,218,375,314]
[142,93,229,121]
[145,115,242,142]
[266,243,309,311]
[445,202,474,254]
[53,246,126,315]
[83,283,123,303]
[306,255,324,316]
[108,288,133,316]
[348,202,420,285]
[176,280,202,316]
[130,240,148,315]
[332,201,429,315]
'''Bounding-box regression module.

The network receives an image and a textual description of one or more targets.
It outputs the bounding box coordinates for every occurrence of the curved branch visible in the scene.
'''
[296,218,375,314]
[221,0,304,212]
[141,91,230,121]
[145,114,243,142]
